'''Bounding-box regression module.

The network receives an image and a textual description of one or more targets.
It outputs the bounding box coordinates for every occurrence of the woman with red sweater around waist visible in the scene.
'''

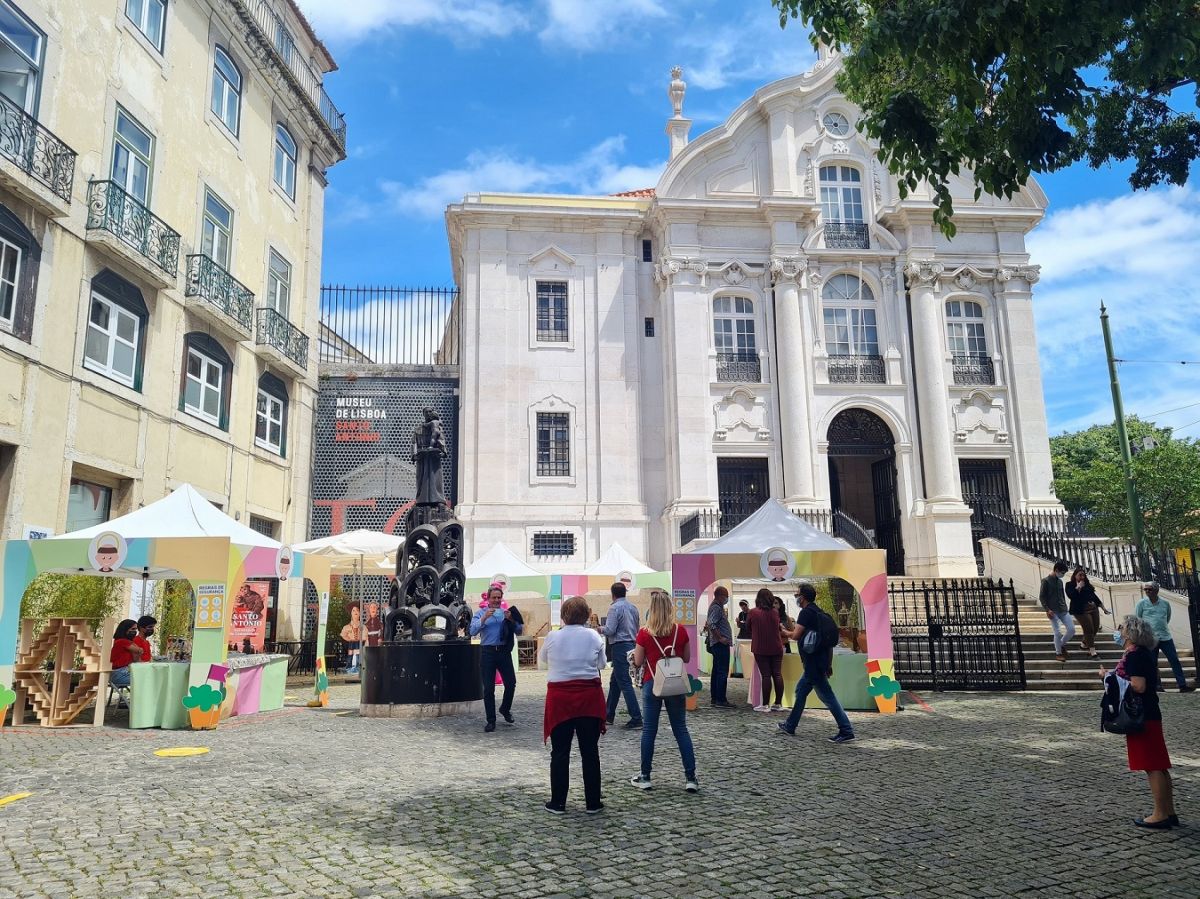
[540,595,608,815]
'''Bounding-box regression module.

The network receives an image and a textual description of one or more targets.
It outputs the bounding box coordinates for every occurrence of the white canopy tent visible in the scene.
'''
[583,542,655,575]
[465,542,541,580]
[697,498,849,554]
[292,530,399,575]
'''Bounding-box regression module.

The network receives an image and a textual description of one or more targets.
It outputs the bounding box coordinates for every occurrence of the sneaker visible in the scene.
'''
[624,719,644,729]
[630,774,653,790]
[770,704,784,712]
[484,722,496,733]
[501,711,514,724]
[605,715,615,725]
[711,701,737,709]
[828,733,856,744]
[1054,654,1065,663]
[1180,685,1195,693]
[684,778,699,793]
[776,722,795,736]
[585,803,605,814]
[543,802,565,815]
[752,705,771,712]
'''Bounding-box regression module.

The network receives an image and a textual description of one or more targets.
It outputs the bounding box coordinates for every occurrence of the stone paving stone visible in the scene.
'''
[1,674,1198,897]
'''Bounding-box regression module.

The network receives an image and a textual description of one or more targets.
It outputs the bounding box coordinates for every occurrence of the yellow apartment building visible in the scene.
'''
[0,0,344,637]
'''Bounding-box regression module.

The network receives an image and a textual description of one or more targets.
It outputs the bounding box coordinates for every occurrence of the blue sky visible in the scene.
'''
[297,0,1200,438]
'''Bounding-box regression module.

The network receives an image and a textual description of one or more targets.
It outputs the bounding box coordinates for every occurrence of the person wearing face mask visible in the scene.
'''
[109,619,141,707]
[471,583,518,732]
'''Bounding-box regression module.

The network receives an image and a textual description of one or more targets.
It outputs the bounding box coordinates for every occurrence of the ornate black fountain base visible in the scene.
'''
[360,643,482,718]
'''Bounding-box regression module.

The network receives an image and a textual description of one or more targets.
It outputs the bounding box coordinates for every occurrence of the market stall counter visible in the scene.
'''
[129,654,289,730]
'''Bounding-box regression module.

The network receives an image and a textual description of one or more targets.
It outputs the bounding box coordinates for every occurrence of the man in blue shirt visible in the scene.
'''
[1135,582,1194,693]
[471,585,519,731]
[602,582,642,728]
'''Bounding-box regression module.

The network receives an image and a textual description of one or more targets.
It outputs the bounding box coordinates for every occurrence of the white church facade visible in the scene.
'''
[446,56,1060,577]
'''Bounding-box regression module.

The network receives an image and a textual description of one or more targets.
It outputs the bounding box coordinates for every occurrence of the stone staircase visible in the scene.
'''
[1016,595,1196,691]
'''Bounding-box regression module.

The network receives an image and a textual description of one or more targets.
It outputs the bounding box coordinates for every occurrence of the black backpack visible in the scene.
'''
[801,607,841,653]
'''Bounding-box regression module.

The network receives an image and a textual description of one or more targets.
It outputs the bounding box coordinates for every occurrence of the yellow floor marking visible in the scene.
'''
[153,747,210,758]
[0,793,32,807]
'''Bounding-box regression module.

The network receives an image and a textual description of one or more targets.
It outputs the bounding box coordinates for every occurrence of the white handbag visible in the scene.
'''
[651,627,688,697]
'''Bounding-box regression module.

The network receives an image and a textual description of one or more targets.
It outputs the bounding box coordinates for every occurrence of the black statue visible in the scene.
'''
[412,408,447,506]
[386,520,466,643]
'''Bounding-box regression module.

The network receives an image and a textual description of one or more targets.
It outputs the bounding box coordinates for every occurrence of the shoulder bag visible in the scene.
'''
[651,626,688,697]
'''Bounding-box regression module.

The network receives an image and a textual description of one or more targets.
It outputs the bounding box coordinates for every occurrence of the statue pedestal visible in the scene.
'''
[360,642,482,718]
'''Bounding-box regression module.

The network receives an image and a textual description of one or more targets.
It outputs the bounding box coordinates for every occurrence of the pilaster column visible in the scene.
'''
[770,255,815,502]
[903,259,962,503]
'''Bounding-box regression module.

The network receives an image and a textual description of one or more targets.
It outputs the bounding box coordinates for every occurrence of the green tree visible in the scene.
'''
[772,0,1200,235]
[1050,418,1200,552]
[151,580,194,655]
[19,574,125,635]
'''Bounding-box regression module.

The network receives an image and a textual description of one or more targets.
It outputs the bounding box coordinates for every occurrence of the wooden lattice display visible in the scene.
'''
[11,618,115,727]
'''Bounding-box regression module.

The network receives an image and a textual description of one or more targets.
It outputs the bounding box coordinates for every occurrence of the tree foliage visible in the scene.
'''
[772,0,1200,235]
[1050,418,1200,552]
[19,574,125,635]
[151,580,194,654]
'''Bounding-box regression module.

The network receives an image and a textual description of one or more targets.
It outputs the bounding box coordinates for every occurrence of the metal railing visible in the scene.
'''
[85,180,180,278]
[828,354,885,383]
[824,221,869,249]
[790,507,878,550]
[716,351,761,382]
[319,285,460,366]
[0,93,76,201]
[952,354,995,385]
[185,254,254,331]
[257,307,309,369]
[230,0,346,150]
[679,509,721,546]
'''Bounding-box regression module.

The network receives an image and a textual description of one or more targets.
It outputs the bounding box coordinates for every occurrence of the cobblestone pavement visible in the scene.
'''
[1,673,1197,898]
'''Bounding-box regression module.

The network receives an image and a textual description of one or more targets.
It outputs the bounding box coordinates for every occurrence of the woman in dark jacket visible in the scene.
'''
[1066,567,1106,658]
[748,589,785,711]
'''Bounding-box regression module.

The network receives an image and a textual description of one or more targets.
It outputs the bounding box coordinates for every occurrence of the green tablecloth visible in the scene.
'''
[129,662,191,730]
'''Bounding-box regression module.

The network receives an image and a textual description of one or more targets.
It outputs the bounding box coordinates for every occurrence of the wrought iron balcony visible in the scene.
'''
[86,180,180,278]
[185,254,255,333]
[828,353,886,383]
[952,354,995,385]
[0,93,76,203]
[257,307,309,370]
[232,0,346,151]
[824,221,869,249]
[716,350,761,382]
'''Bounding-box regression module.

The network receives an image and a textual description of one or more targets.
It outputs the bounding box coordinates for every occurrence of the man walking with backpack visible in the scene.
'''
[777,583,855,743]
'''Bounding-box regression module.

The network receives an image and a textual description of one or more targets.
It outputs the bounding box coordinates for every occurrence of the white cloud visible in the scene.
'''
[679,13,814,90]
[381,136,664,217]
[294,0,528,41]
[538,0,668,50]
[1028,185,1200,433]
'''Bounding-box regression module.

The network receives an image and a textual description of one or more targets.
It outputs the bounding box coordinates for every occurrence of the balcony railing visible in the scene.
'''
[185,255,255,331]
[716,350,761,382]
[232,0,346,150]
[85,180,180,278]
[952,354,995,385]
[257,307,309,369]
[0,93,76,202]
[824,221,869,249]
[828,353,885,383]
[679,509,721,546]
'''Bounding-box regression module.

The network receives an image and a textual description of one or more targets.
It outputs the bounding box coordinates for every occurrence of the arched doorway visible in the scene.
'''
[827,408,905,575]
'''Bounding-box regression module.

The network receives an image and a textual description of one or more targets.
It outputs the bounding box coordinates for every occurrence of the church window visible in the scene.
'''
[535,280,568,341]
[946,300,994,384]
[819,165,864,224]
[713,296,759,382]
[536,411,570,476]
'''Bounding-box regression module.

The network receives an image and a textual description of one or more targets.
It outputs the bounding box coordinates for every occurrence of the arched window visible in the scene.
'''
[0,201,39,343]
[84,269,147,390]
[820,165,868,249]
[180,332,232,428]
[255,371,289,456]
[822,275,883,382]
[210,46,241,135]
[273,124,297,199]
[713,295,759,382]
[945,300,994,384]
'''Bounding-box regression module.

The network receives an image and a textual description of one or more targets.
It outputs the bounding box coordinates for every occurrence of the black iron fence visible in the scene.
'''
[0,91,76,201]
[319,286,459,366]
[679,509,722,546]
[889,578,1025,691]
[824,221,869,249]
[716,351,761,382]
[952,354,995,386]
[828,354,885,384]
[266,638,350,676]
[679,506,877,550]
[85,180,181,277]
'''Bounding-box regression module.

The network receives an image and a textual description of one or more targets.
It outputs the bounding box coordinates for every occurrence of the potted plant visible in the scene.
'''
[182,683,224,729]
[684,674,704,712]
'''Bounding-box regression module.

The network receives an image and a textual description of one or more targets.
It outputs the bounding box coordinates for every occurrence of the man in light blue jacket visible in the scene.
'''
[603,582,642,728]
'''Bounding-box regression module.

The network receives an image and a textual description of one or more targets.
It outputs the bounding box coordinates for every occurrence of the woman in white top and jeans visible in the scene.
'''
[540,596,608,815]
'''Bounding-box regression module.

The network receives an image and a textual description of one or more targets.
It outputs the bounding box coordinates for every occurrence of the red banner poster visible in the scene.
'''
[230,581,270,652]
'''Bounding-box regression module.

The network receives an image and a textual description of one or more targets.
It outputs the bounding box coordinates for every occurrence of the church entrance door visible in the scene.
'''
[827,408,905,575]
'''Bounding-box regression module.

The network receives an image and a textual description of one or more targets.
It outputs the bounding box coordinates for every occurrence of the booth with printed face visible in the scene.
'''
[0,486,332,730]
[675,500,901,714]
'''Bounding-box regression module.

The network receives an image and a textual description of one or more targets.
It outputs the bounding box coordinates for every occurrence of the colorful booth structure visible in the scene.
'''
[0,485,332,730]
[676,500,900,714]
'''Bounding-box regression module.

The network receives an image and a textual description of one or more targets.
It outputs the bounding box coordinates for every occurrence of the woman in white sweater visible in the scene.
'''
[540,595,607,815]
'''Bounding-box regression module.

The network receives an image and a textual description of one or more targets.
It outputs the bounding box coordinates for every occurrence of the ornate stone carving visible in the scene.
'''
[954,270,976,290]
[669,66,686,118]
[872,160,883,204]
[995,265,1041,286]
[831,140,850,155]
[722,261,748,285]
[903,260,945,286]
[654,256,707,283]
[769,255,807,282]
[801,158,815,197]
[952,392,1009,444]
[713,387,770,442]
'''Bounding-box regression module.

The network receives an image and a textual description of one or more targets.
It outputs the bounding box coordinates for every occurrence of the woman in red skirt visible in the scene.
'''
[1104,615,1178,829]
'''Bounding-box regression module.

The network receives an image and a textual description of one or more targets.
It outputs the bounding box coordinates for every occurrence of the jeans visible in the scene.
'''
[754,653,784,706]
[606,640,641,722]
[640,680,696,780]
[480,646,516,723]
[1049,610,1075,654]
[1153,639,1188,689]
[549,716,602,809]
[783,659,853,737]
[708,642,730,704]
[111,666,131,688]
[1073,608,1101,651]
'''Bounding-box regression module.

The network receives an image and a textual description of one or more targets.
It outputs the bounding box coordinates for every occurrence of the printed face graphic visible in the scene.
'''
[276,546,293,580]
[89,532,127,573]
[759,547,795,582]
[96,547,119,569]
